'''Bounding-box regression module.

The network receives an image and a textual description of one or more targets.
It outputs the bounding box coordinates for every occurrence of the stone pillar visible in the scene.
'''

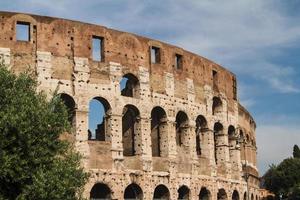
[188,123,198,160]
[201,128,215,166]
[110,113,124,171]
[139,116,152,171]
[167,119,177,159]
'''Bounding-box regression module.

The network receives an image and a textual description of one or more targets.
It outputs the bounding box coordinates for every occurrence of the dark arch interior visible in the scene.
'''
[90,183,111,199]
[175,111,189,146]
[232,190,239,200]
[199,187,210,200]
[212,96,222,115]
[151,106,167,157]
[124,183,143,200]
[120,73,140,98]
[153,184,170,200]
[178,185,190,199]
[59,93,75,124]
[217,189,227,200]
[122,105,140,156]
[228,125,235,137]
[195,115,207,155]
[88,97,111,141]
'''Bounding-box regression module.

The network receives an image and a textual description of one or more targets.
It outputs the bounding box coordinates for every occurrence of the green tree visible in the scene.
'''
[293,144,300,158]
[263,147,300,199]
[0,65,88,200]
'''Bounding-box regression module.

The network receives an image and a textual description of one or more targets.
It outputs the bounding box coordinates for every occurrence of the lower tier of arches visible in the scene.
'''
[85,170,261,200]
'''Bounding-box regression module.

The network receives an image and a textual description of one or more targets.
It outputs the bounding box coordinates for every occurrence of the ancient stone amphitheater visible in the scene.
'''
[0,12,260,200]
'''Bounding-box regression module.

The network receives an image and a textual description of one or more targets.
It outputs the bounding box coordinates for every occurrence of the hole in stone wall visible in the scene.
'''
[120,73,140,98]
[122,104,140,156]
[178,185,190,200]
[151,46,161,64]
[124,183,143,200]
[195,115,207,156]
[232,190,240,200]
[153,184,170,200]
[175,111,189,146]
[151,106,167,157]
[214,122,224,164]
[212,97,222,115]
[88,97,111,141]
[90,183,111,199]
[92,36,104,61]
[217,188,227,200]
[59,93,76,125]
[199,187,211,200]
[16,21,30,41]
[175,53,183,70]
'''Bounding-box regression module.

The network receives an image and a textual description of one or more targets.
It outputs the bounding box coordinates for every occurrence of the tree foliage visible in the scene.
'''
[0,65,88,200]
[293,144,300,159]
[263,145,300,199]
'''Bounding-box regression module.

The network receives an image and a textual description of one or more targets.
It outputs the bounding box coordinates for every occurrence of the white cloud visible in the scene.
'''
[256,124,300,174]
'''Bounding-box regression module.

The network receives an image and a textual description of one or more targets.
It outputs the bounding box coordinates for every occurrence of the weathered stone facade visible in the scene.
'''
[0,11,259,200]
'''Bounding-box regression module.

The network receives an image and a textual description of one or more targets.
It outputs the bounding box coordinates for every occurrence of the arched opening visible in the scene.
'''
[256,195,258,200]
[243,192,247,200]
[199,187,211,200]
[153,184,170,200]
[90,183,111,200]
[120,73,140,98]
[178,185,190,200]
[251,194,254,200]
[232,190,239,200]
[217,189,228,200]
[175,111,189,147]
[240,130,245,161]
[124,183,143,200]
[88,97,111,141]
[214,122,224,164]
[195,115,208,156]
[212,97,222,115]
[122,105,140,156]
[59,93,76,125]
[228,125,237,165]
[151,106,167,157]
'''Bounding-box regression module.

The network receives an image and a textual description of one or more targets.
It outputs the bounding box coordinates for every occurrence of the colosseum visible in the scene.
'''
[0,11,260,200]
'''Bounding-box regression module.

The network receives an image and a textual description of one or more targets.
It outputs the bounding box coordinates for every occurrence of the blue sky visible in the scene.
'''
[2,0,300,174]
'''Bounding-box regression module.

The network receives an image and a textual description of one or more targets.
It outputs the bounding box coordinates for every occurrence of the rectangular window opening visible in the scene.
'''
[151,46,160,64]
[92,36,104,62]
[232,77,237,100]
[16,21,30,41]
[175,54,183,69]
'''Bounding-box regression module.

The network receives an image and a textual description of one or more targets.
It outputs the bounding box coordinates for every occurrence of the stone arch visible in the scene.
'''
[217,188,228,200]
[232,190,239,200]
[120,73,140,98]
[88,96,111,141]
[175,111,189,147]
[58,93,76,125]
[124,183,143,200]
[243,192,247,200]
[195,115,208,156]
[214,122,224,164]
[199,187,211,200]
[151,106,168,157]
[178,185,190,200]
[212,96,222,115]
[153,184,170,200]
[251,194,254,200]
[122,104,141,156]
[90,182,111,200]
